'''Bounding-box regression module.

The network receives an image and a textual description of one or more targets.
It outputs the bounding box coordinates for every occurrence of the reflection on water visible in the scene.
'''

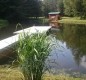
[46,24,86,74]
[0,23,30,40]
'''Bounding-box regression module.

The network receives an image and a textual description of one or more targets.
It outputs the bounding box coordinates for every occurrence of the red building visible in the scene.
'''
[48,12,60,27]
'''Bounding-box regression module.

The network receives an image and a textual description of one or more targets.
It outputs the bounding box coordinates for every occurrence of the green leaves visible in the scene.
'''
[0,0,42,21]
[63,0,86,18]
[17,32,51,80]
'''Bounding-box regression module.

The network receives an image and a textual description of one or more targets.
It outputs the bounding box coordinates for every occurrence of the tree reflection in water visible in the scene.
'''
[59,24,86,66]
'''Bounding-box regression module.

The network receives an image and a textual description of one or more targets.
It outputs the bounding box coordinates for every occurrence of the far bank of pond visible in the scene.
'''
[59,17,86,24]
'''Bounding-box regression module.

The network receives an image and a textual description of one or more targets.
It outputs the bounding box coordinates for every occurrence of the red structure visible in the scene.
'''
[48,12,60,27]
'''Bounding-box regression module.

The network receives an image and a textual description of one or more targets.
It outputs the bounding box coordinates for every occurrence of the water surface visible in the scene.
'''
[47,24,86,74]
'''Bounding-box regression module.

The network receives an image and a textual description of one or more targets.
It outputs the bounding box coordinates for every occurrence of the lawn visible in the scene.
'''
[58,17,86,24]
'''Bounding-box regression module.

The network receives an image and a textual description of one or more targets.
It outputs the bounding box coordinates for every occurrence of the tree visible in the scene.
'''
[58,0,64,15]
[43,0,58,17]
[63,0,86,18]
[22,0,42,18]
[0,0,23,21]
[82,0,86,19]
[0,0,42,22]
[63,0,74,16]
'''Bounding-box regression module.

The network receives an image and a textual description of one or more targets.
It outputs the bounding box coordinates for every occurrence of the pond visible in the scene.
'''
[0,22,86,75]
[46,24,86,75]
[0,23,33,40]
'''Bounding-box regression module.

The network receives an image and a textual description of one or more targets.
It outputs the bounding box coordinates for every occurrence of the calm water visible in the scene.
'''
[46,24,86,74]
[0,23,32,40]
[0,19,47,40]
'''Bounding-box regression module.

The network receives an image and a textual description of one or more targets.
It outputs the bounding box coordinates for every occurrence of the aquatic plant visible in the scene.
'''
[17,32,51,80]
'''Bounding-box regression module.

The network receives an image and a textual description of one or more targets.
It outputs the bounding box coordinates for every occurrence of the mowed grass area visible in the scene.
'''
[0,65,85,80]
[58,17,86,24]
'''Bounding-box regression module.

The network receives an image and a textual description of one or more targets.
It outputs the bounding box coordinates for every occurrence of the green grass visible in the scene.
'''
[58,17,86,24]
[0,66,85,80]
[0,19,9,29]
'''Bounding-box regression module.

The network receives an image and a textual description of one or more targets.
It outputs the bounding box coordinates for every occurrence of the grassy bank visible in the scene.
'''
[0,66,85,80]
[59,17,86,24]
[0,19,9,29]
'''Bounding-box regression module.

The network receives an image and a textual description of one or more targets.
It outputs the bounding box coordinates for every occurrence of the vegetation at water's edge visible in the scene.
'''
[0,66,85,80]
[0,19,9,28]
[17,32,51,80]
[58,17,86,24]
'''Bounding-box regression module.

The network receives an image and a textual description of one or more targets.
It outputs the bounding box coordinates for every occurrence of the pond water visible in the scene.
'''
[46,24,86,75]
[0,19,47,40]
[0,23,31,40]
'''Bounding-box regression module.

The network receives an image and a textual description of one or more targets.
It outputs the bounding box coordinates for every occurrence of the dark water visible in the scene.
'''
[0,19,48,40]
[46,24,86,74]
[0,23,26,40]
[0,19,48,64]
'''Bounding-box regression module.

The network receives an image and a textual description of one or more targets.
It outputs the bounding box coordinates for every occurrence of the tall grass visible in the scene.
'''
[17,32,51,80]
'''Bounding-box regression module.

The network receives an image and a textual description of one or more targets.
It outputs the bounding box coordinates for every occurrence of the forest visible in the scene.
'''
[0,0,86,22]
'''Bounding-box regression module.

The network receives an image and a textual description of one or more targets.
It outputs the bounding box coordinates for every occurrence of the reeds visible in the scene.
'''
[17,32,51,80]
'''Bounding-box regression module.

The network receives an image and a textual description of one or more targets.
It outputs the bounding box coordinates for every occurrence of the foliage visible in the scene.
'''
[82,0,86,19]
[58,0,64,15]
[42,0,64,17]
[0,19,9,28]
[0,0,42,22]
[63,0,86,18]
[43,0,58,17]
[42,0,86,18]
[17,32,51,80]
